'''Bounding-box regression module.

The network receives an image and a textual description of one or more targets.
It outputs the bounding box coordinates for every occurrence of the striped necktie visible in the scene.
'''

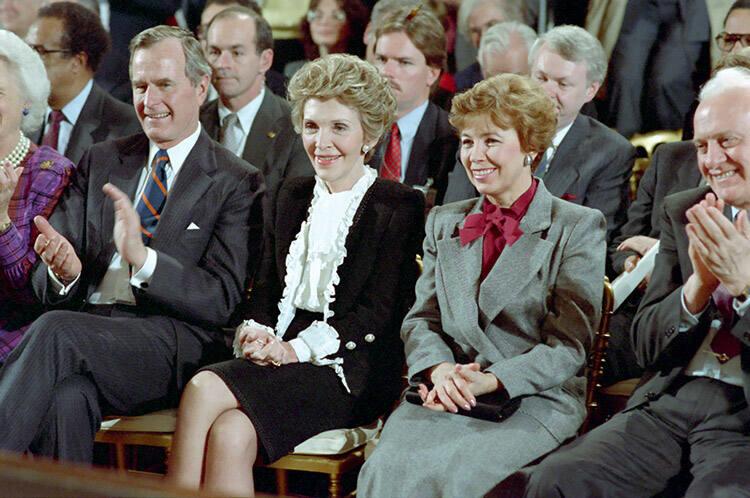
[137,149,169,244]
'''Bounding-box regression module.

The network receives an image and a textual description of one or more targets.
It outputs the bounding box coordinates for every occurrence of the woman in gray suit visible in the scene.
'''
[358,74,607,498]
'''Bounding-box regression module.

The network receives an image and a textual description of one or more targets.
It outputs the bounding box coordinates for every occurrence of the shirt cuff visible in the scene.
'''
[289,338,312,363]
[679,287,705,332]
[293,320,340,363]
[48,266,80,296]
[734,296,750,317]
[130,248,156,289]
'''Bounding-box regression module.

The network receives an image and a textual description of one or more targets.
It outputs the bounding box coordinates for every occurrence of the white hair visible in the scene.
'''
[699,66,750,101]
[529,25,607,85]
[457,0,524,35]
[478,21,536,68]
[0,30,51,134]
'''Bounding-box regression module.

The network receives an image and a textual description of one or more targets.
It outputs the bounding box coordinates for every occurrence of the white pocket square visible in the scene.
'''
[187,222,200,230]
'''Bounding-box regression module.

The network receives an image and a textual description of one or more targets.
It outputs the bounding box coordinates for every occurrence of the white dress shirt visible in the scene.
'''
[50,124,203,305]
[395,100,429,182]
[216,87,265,157]
[44,79,93,155]
[539,119,574,170]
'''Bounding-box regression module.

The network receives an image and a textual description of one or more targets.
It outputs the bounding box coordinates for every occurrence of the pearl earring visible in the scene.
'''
[22,108,29,116]
[362,144,371,154]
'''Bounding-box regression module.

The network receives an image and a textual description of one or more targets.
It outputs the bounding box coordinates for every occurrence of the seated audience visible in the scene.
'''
[167,54,424,497]
[476,20,536,80]
[200,6,312,215]
[26,2,140,165]
[0,25,264,464]
[503,66,750,498]
[455,0,525,92]
[0,30,75,362]
[357,73,606,498]
[283,0,369,78]
[370,5,458,206]
[445,25,634,256]
[363,0,419,64]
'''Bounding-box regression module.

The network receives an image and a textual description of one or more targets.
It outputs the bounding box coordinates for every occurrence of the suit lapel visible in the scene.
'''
[436,197,482,340]
[478,184,554,324]
[150,131,216,249]
[66,84,103,164]
[543,114,585,196]
[243,90,282,171]
[405,102,436,186]
[199,100,221,140]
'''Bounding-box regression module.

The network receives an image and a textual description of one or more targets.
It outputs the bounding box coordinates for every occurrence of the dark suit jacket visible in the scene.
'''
[455,62,482,93]
[610,140,702,273]
[628,186,750,408]
[246,177,425,413]
[200,90,313,219]
[31,130,265,382]
[31,83,140,166]
[371,102,458,205]
[444,114,635,247]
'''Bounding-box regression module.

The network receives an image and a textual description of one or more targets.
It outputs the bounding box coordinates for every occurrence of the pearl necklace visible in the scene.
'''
[1,133,31,168]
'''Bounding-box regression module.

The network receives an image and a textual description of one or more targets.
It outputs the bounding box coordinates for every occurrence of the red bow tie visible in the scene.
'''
[459,207,523,248]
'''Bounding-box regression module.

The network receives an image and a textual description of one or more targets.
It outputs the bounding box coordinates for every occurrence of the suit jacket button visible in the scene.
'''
[645,391,658,401]
[345,341,356,350]
[364,334,375,343]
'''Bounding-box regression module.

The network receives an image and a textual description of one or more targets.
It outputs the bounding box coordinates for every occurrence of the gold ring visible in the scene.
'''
[270,360,281,367]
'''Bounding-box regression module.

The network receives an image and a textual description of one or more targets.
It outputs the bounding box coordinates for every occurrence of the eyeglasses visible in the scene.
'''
[28,44,72,58]
[715,32,750,52]
[306,9,346,23]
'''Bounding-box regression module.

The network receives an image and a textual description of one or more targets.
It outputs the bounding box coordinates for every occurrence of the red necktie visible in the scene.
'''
[380,123,401,181]
[710,284,742,363]
[42,110,65,151]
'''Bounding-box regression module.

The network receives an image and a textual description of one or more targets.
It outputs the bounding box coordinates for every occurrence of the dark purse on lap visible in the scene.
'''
[403,384,522,422]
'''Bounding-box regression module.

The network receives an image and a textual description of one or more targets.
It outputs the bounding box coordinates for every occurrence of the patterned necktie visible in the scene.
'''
[380,123,401,181]
[42,110,65,151]
[710,284,742,363]
[136,149,169,244]
[534,145,555,178]
[219,113,241,155]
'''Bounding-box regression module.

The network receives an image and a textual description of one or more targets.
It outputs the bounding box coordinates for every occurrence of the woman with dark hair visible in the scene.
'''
[283,0,369,78]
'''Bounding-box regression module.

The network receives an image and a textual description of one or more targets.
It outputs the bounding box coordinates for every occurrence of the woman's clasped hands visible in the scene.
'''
[235,321,298,367]
[418,362,501,413]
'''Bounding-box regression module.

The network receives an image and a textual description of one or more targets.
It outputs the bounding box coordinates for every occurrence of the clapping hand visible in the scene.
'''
[0,162,22,219]
[102,183,147,271]
[33,216,82,284]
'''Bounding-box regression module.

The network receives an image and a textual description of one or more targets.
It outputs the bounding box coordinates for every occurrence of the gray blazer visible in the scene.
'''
[402,181,606,440]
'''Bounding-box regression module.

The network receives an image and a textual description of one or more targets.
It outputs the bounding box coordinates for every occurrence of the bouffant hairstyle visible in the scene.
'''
[450,73,556,169]
[0,30,50,134]
[287,54,396,159]
[37,1,111,72]
[375,5,447,72]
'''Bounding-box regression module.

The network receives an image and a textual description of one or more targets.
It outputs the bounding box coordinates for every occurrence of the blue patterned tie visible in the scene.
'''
[137,149,169,244]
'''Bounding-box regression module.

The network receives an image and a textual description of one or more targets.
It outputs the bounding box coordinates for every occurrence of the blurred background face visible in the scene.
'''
[26,17,76,106]
[468,2,506,47]
[480,33,529,79]
[301,97,367,192]
[723,8,750,54]
[206,15,269,109]
[198,2,241,43]
[459,114,530,204]
[308,0,346,50]
[0,0,42,37]
[0,59,26,148]
[374,31,439,117]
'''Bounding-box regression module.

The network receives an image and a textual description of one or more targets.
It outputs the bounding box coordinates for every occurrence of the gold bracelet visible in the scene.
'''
[0,220,12,234]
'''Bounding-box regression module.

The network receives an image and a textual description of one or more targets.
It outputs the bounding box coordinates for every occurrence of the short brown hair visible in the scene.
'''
[287,54,396,157]
[450,74,556,165]
[375,5,447,71]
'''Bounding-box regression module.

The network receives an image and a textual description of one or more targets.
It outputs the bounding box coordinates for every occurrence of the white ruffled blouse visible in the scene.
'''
[235,165,377,393]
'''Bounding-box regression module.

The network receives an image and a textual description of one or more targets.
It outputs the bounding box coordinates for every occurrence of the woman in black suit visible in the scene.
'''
[167,53,424,497]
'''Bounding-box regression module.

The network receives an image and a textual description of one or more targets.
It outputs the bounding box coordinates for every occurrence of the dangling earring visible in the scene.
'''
[523,154,532,167]
[22,108,29,116]
[362,144,371,155]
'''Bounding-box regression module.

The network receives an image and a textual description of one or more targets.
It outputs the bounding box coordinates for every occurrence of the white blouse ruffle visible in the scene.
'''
[235,165,377,393]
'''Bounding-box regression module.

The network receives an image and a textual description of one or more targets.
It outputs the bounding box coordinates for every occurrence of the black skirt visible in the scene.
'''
[201,311,358,462]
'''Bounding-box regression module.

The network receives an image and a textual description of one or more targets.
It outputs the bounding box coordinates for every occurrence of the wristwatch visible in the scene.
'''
[736,285,750,304]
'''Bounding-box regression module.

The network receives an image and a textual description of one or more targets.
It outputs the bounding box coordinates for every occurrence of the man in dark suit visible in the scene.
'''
[0,26,264,464]
[199,6,311,215]
[501,66,750,498]
[370,6,458,206]
[26,2,140,165]
[445,26,634,249]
